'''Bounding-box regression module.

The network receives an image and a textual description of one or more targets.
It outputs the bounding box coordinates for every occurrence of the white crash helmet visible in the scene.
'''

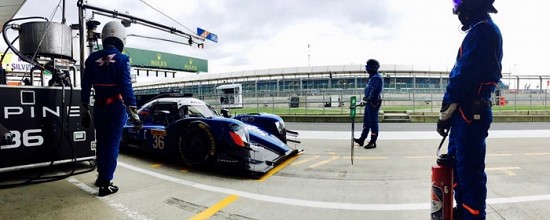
[101,21,126,51]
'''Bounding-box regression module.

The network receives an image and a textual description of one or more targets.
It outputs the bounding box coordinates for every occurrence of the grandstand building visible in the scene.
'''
[133,64,510,97]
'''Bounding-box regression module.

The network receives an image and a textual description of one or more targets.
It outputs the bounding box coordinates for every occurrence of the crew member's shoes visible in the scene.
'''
[353,138,364,147]
[364,141,376,149]
[98,183,119,197]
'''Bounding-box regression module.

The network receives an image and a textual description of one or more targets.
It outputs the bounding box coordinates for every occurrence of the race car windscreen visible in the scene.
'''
[187,105,216,117]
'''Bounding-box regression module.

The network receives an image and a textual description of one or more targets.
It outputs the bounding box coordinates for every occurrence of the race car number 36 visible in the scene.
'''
[150,129,167,150]
[1,129,44,150]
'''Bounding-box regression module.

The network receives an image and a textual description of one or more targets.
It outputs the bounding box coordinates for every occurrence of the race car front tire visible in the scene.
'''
[179,121,216,167]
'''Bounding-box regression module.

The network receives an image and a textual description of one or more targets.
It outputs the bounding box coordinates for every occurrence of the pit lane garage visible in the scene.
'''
[121,93,301,176]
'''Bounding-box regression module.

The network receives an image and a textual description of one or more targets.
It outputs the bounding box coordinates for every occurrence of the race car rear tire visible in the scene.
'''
[179,121,216,167]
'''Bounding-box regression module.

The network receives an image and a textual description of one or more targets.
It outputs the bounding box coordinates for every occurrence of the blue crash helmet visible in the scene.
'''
[452,0,497,14]
[452,0,461,14]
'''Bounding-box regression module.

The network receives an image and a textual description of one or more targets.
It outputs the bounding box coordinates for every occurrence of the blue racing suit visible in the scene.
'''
[358,72,383,143]
[81,46,136,185]
[443,14,502,219]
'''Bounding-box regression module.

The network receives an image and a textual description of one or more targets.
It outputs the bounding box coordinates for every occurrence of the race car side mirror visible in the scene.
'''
[221,109,231,118]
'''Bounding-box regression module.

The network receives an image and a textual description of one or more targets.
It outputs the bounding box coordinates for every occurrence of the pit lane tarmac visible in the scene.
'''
[1,123,550,219]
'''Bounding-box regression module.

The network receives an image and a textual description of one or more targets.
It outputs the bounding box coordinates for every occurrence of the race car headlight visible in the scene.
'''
[229,124,249,147]
[275,121,285,134]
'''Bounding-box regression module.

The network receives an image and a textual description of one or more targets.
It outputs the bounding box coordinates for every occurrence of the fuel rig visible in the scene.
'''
[0,0,205,186]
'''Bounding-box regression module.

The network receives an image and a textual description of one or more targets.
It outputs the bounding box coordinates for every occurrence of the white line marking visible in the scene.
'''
[406,156,436,159]
[526,153,550,156]
[67,178,149,220]
[487,195,550,204]
[296,130,550,140]
[117,162,550,211]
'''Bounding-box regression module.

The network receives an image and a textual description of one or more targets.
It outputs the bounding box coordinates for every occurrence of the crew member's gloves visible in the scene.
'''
[357,97,368,107]
[436,102,457,137]
[128,106,143,130]
[436,120,451,137]
[81,103,91,128]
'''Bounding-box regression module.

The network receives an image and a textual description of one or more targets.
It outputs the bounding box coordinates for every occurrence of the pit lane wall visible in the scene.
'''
[278,111,550,123]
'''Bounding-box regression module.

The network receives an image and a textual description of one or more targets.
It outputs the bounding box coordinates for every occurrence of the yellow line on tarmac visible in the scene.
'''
[150,164,162,168]
[291,155,320,166]
[486,167,521,176]
[309,156,339,168]
[188,195,239,220]
[257,154,300,182]
[345,156,389,160]
[487,154,513,157]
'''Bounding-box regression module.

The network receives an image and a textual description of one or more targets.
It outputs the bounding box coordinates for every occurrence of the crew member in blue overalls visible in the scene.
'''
[354,59,383,149]
[81,21,142,197]
[437,0,502,219]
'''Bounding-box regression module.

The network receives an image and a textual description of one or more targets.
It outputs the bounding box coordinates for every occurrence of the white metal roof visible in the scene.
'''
[215,84,242,89]
[134,64,453,88]
[140,97,206,110]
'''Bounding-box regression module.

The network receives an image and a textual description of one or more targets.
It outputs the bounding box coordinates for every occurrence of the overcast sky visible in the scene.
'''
[7,0,550,76]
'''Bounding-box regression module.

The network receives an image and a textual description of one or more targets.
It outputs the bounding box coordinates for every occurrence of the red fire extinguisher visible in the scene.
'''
[431,134,455,220]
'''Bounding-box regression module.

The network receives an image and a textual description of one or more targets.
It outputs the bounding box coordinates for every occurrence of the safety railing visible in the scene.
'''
[200,88,550,115]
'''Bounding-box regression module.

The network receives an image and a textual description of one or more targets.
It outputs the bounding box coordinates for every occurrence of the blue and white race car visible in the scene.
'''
[121,94,300,175]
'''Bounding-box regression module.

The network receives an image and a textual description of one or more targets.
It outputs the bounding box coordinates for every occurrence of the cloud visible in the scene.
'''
[221,1,396,70]
[175,0,397,71]
[4,0,550,75]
